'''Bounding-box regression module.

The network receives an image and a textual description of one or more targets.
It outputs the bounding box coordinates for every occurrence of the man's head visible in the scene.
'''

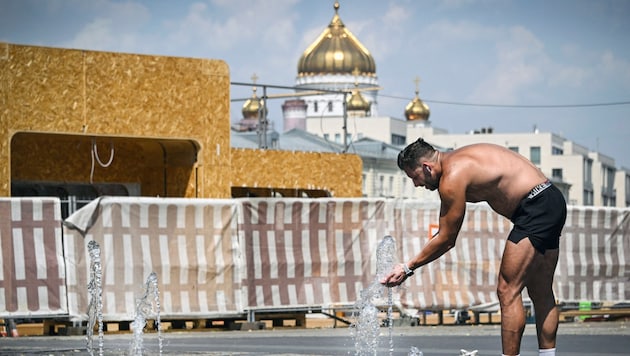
[397,138,436,171]
[398,138,439,191]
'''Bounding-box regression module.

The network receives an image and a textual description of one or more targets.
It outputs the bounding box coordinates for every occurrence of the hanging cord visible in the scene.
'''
[90,139,115,183]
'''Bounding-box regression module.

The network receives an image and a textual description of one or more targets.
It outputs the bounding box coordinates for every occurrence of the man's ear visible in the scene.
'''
[423,164,432,175]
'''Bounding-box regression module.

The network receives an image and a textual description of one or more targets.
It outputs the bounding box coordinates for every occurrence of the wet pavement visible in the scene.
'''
[0,320,628,355]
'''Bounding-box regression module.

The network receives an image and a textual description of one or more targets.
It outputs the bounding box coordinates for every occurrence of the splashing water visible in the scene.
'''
[130,272,162,355]
[354,302,380,355]
[408,346,424,356]
[378,237,396,356]
[375,236,396,282]
[153,274,163,354]
[86,240,104,356]
[386,287,394,355]
[353,235,396,355]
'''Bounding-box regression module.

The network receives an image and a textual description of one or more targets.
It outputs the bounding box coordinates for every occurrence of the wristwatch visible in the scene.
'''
[401,263,414,277]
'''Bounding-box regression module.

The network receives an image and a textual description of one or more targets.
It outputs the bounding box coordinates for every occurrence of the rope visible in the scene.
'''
[90,139,114,183]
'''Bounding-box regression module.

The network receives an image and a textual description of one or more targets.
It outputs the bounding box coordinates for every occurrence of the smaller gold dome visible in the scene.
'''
[242,89,262,119]
[242,75,266,119]
[405,77,430,121]
[346,89,370,112]
[405,96,430,121]
[346,68,371,114]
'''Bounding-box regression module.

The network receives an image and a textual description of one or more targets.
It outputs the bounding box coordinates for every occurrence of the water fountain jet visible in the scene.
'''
[86,240,104,356]
[353,235,396,355]
[130,272,162,355]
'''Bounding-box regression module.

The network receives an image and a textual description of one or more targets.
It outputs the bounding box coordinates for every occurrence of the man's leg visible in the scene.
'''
[525,248,560,351]
[497,238,537,355]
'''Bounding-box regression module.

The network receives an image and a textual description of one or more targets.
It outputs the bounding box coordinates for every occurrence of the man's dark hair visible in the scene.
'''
[397,138,436,170]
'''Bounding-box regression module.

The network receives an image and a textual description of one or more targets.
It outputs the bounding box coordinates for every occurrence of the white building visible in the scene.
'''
[409,124,626,207]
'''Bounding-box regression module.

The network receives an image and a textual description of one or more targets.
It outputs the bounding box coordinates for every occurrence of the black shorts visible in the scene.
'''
[508,182,567,254]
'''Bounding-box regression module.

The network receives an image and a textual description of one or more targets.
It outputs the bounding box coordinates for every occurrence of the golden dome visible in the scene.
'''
[298,1,376,76]
[405,96,430,121]
[242,87,263,119]
[242,74,265,119]
[347,90,371,112]
[346,75,371,112]
[405,77,430,121]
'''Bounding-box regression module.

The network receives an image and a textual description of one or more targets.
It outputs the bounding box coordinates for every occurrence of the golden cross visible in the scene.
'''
[414,76,421,93]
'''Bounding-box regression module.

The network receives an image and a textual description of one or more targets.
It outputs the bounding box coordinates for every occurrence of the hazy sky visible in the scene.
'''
[2,0,629,168]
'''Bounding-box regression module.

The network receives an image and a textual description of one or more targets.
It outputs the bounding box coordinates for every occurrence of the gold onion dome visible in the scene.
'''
[346,89,370,111]
[405,78,430,121]
[298,1,376,76]
[405,94,430,121]
[242,85,263,119]
[346,73,371,112]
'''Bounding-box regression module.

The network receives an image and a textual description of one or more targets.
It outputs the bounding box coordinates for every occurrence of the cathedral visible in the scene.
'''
[235,1,430,149]
[232,1,434,200]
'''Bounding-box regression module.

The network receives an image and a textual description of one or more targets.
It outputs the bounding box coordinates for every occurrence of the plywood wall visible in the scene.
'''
[231,148,363,197]
[1,43,229,197]
[0,42,363,198]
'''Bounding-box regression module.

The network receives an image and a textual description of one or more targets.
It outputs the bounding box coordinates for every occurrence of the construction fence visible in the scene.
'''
[1,197,628,322]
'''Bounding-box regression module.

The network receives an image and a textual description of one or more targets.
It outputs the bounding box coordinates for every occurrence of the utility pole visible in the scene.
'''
[258,85,268,149]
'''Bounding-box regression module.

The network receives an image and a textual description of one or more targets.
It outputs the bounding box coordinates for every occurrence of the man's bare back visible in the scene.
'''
[439,143,548,218]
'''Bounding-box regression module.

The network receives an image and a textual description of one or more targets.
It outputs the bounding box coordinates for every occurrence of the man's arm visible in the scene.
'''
[407,182,466,270]
[380,175,467,287]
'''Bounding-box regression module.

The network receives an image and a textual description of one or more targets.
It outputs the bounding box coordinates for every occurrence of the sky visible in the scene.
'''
[2,0,630,168]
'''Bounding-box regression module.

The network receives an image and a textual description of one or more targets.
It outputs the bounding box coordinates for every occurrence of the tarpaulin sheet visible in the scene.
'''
[555,206,630,302]
[63,197,242,320]
[238,198,387,309]
[0,198,66,317]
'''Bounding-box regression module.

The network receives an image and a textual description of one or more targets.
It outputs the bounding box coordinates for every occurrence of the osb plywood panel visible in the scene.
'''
[230,148,363,197]
[84,51,228,139]
[0,44,9,194]
[4,45,84,133]
[1,43,230,197]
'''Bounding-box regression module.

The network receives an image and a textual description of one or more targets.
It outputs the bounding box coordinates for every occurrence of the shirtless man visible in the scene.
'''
[380,138,567,356]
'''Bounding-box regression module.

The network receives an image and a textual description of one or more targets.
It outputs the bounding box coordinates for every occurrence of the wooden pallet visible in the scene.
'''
[560,308,630,318]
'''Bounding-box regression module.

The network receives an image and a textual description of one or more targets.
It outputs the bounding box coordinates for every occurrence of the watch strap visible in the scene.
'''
[401,263,414,277]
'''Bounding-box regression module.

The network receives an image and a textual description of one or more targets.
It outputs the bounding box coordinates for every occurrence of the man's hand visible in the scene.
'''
[380,263,408,287]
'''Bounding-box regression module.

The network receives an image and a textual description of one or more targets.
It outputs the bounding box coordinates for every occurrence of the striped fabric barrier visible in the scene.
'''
[238,198,387,309]
[63,197,243,321]
[395,203,630,310]
[3,196,626,321]
[556,206,630,302]
[0,198,66,317]
[393,201,510,310]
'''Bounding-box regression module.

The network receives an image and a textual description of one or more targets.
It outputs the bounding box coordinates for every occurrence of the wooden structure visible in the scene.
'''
[0,42,362,200]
